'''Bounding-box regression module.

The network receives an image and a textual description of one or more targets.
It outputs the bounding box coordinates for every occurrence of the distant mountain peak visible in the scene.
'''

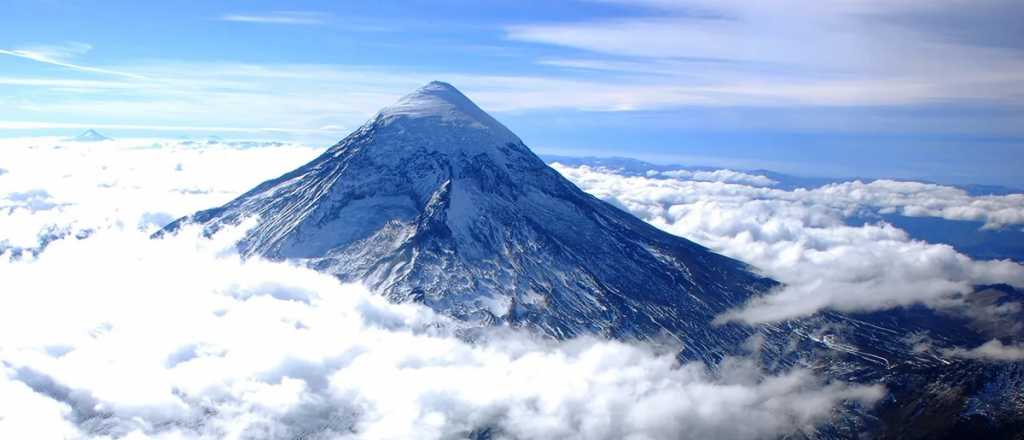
[69,129,111,142]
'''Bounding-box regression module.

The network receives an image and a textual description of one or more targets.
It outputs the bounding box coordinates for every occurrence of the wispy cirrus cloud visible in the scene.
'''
[5,59,1024,146]
[220,11,329,25]
[0,42,145,79]
[506,0,1024,106]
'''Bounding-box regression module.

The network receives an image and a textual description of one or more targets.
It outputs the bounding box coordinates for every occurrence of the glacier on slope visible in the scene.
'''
[162,81,776,362]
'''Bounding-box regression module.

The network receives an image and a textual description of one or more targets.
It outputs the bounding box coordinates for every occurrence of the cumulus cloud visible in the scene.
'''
[945,340,1024,362]
[0,222,882,438]
[0,138,891,438]
[551,164,1024,324]
[647,169,777,187]
[0,137,322,250]
[4,138,1022,328]
[4,138,1022,329]
[816,179,1024,229]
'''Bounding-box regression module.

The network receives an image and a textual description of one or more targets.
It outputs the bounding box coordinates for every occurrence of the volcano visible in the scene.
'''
[162,81,775,361]
[68,129,112,142]
[161,81,1024,437]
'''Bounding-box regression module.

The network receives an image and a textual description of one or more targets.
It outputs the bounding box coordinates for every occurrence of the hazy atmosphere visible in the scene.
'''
[3,0,1023,185]
[2,1,1023,439]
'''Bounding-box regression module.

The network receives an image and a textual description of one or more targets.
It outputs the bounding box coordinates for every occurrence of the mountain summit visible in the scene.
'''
[163,81,774,360]
[161,82,1024,435]
[379,81,514,138]
[68,129,111,142]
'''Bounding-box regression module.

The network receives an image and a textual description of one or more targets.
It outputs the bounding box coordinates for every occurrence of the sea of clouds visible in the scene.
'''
[5,222,889,439]
[1,137,1021,438]
[552,164,1024,329]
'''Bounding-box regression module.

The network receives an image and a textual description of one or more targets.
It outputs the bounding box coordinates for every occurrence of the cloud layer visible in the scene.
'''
[3,137,1021,328]
[946,339,1024,362]
[6,0,1024,143]
[0,225,883,439]
[0,41,145,79]
[0,139,887,438]
[508,0,1024,107]
[0,137,321,250]
[551,164,1024,324]
[648,169,777,187]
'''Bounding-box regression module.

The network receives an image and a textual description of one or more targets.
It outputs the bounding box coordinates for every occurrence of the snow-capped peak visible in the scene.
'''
[165,80,776,364]
[69,129,112,142]
[376,81,516,141]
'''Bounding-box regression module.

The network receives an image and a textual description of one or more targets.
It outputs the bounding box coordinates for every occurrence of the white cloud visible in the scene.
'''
[3,49,1023,144]
[0,42,145,79]
[1,62,728,129]
[551,164,1024,324]
[0,120,337,135]
[0,370,80,439]
[5,59,1021,146]
[507,0,1024,106]
[6,42,93,63]
[0,137,324,249]
[945,339,1024,362]
[5,138,1020,330]
[0,227,883,438]
[220,11,330,25]
[816,180,1024,229]
[650,169,777,187]
[4,2,1024,144]
[0,138,887,438]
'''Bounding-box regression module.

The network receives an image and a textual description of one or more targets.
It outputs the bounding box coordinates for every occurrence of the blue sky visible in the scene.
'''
[2,0,1023,186]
